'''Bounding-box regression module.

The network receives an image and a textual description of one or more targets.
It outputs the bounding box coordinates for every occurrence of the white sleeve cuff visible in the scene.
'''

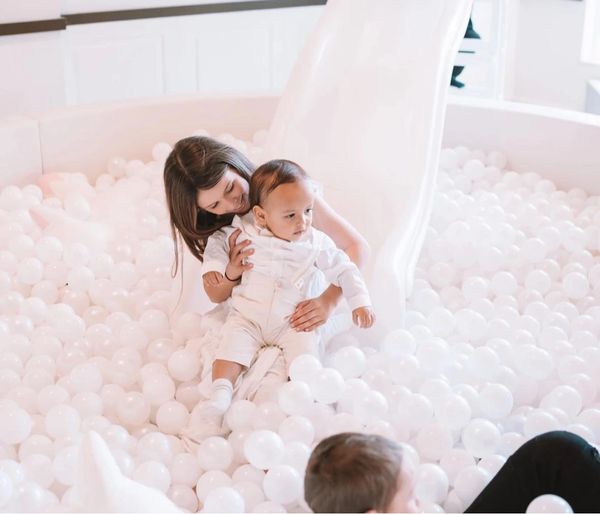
[202,259,227,277]
[347,294,372,311]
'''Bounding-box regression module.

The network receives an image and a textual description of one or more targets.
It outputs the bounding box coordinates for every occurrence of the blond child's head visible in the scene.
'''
[304,432,420,513]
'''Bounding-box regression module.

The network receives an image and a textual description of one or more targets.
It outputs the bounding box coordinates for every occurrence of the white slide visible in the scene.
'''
[266,0,473,332]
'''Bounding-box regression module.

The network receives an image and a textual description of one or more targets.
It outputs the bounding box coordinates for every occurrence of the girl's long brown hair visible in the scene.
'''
[163,136,254,276]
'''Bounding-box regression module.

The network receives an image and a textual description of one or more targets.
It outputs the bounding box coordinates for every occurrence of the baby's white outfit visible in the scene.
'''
[203,213,371,372]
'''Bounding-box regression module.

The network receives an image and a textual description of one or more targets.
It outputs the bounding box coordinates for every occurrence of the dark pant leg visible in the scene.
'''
[465,431,600,513]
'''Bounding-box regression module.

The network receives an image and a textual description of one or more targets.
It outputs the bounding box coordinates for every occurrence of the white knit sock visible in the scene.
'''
[209,378,234,412]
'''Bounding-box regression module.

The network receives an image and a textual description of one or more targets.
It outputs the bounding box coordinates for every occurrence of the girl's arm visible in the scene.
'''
[203,229,253,304]
[290,195,370,332]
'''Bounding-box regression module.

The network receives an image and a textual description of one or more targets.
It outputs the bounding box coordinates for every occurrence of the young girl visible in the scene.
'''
[188,159,375,438]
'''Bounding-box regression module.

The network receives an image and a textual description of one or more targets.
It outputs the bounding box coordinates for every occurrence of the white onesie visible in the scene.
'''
[202,213,371,371]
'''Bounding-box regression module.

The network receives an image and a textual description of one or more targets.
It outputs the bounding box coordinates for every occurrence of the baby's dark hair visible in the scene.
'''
[249,159,308,207]
[304,432,403,513]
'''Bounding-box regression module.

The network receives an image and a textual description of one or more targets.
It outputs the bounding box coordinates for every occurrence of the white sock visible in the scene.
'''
[209,378,233,412]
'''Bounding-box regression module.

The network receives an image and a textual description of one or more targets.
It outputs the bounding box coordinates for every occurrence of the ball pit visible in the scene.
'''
[1,94,600,513]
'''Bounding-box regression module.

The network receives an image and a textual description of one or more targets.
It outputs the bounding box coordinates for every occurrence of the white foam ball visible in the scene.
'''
[233,481,265,511]
[288,355,322,385]
[491,271,518,296]
[525,270,552,294]
[116,392,150,427]
[133,461,171,493]
[232,464,265,486]
[223,400,256,433]
[310,368,345,404]
[156,401,189,435]
[52,445,78,485]
[331,346,366,378]
[0,470,13,507]
[453,465,491,506]
[168,484,199,512]
[524,410,560,439]
[416,424,454,461]
[461,419,500,458]
[278,415,314,446]
[562,272,589,299]
[414,463,449,504]
[526,494,573,513]
[478,454,507,477]
[152,142,172,163]
[252,403,287,431]
[197,437,233,471]
[439,448,476,485]
[170,453,200,487]
[381,329,416,356]
[17,258,44,285]
[203,486,245,513]
[435,394,472,430]
[69,362,103,393]
[478,384,513,419]
[196,470,232,503]
[353,389,388,425]
[252,501,286,513]
[540,385,582,419]
[244,430,284,470]
[277,382,313,416]
[136,432,172,464]
[168,350,200,382]
[142,373,175,406]
[427,308,456,337]
[262,464,302,505]
[44,405,80,440]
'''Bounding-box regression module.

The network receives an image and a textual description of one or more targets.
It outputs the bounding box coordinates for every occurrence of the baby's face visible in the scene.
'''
[257,180,314,242]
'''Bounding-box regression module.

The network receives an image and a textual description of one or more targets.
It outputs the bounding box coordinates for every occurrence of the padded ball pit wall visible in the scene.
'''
[2,94,600,192]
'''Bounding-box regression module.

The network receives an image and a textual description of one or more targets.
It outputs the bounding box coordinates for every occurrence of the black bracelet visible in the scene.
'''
[224,270,241,282]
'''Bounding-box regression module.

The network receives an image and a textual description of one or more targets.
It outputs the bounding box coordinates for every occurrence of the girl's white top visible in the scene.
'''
[202,213,371,310]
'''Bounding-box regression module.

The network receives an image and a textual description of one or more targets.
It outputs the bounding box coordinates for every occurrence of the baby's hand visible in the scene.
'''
[352,306,376,328]
[226,229,254,281]
[203,271,224,287]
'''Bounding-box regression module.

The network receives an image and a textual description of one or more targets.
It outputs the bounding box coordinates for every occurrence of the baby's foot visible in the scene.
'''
[180,402,226,451]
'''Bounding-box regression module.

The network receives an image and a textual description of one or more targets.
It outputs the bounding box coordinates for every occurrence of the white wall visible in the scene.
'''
[512,0,600,111]
[0,0,60,23]
[2,0,600,116]
[0,4,322,118]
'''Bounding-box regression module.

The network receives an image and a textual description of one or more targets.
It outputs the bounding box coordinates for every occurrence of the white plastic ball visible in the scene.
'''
[526,494,573,513]
[461,419,501,458]
[331,346,366,378]
[414,463,449,504]
[203,486,245,513]
[310,368,345,404]
[243,430,284,470]
[288,355,322,385]
[277,382,313,416]
[262,464,302,505]
[197,437,233,471]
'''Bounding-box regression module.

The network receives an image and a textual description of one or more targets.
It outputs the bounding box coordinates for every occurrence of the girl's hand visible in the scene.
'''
[352,306,376,328]
[203,271,224,287]
[225,228,254,281]
[290,291,337,332]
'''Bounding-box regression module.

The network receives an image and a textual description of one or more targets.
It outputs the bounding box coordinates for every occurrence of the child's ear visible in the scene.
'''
[253,205,266,226]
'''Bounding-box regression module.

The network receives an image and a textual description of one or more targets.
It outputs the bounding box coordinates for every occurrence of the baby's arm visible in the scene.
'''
[314,232,375,328]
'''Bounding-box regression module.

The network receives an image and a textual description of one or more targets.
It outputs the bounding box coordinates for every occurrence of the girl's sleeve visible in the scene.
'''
[314,232,372,310]
[202,229,230,276]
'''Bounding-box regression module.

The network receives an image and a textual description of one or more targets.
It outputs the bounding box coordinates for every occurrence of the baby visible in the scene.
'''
[192,159,375,437]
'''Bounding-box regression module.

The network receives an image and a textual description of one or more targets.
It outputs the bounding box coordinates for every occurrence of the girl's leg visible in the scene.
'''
[465,431,600,513]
